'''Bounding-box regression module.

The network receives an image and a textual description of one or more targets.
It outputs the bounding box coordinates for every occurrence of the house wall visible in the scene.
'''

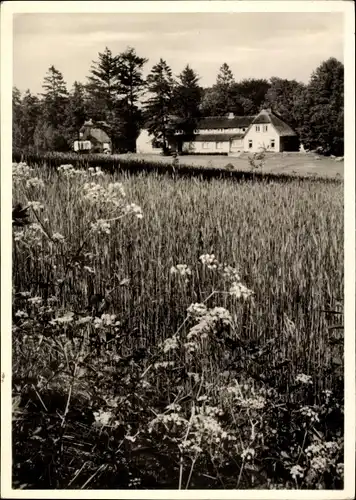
[136,129,162,154]
[243,124,280,153]
[230,138,244,153]
[74,140,92,152]
[183,140,230,154]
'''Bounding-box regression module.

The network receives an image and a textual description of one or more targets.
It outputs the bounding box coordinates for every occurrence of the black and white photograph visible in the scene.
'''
[1,1,355,497]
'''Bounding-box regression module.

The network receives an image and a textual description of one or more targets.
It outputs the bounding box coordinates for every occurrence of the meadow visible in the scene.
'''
[117,152,344,179]
[12,158,344,490]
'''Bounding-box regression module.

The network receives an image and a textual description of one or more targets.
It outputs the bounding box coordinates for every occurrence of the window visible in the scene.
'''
[194,129,200,134]
[79,141,91,150]
[242,128,246,132]
[263,125,268,132]
[216,142,224,149]
[202,142,211,149]
[270,139,275,149]
[248,140,253,149]
[255,125,260,132]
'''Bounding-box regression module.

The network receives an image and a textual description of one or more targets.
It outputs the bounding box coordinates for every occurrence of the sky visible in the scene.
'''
[13,12,344,95]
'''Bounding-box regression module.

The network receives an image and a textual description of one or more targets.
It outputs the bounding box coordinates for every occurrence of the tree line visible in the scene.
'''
[12,47,344,156]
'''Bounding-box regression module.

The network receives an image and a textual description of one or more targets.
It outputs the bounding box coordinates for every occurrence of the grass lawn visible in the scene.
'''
[115,152,344,179]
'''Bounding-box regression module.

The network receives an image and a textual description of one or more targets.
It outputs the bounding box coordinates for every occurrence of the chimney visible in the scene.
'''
[227,112,234,119]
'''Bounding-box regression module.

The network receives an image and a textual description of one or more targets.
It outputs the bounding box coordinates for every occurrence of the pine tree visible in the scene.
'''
[116,47,147,151]
[200,63,236,116]
[216,62,235,89]
[144,59,175,152]
[86,47,120,124]
[300,58,344,155]
[41,65,69,129]
[64,81,88,144]
[173,65,202,133]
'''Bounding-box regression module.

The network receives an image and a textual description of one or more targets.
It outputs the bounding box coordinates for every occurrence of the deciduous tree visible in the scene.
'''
[12,87,23,150]
[300,58,344,155]
[232,78,271,115]
[263,77,306,131]
[13,89,42,151]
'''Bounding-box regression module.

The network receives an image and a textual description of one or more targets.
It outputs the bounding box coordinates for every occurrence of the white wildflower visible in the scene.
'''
[52,232,65,243]
[187,303,208,319]
[100,314,117,326]
[299,406,319,423]
[187,372,200,383]
[51,311,75,325]
[124,203,143,219]
[184,340,198,353]
[222,264,241,282]
[154,361,175,369]
[12,162,34,183]
[296,373,313,385]
[93,409,113,427]
[229,281,254,300]
[290,464,304,480]
[207,307,232,325]
[26,177,45,189]
[76,316,92,325]
[161,335,179,353]
[107,182,125,197]
[90,219,111,235]
[199,253,219,269]
[27,201,44,211]
[336,463,344,476]
[170,264,192,277]
[187,319,210,341]
[14,310,28,319]
[27,296,42,305]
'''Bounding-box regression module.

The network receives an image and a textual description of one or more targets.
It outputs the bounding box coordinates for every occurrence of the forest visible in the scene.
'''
[12,47,344,156]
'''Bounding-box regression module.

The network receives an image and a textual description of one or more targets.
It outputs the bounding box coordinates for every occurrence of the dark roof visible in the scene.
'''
[141,110,297,138]
[252,109,297,136]
[197,116,254,129]
[82,127,111,144]
[192,133,244,142]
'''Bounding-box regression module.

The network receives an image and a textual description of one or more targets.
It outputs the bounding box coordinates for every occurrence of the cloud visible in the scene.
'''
[13,12,344,93]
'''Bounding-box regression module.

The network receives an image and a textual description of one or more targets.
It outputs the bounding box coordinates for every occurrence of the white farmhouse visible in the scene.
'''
[136,109,299,155]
